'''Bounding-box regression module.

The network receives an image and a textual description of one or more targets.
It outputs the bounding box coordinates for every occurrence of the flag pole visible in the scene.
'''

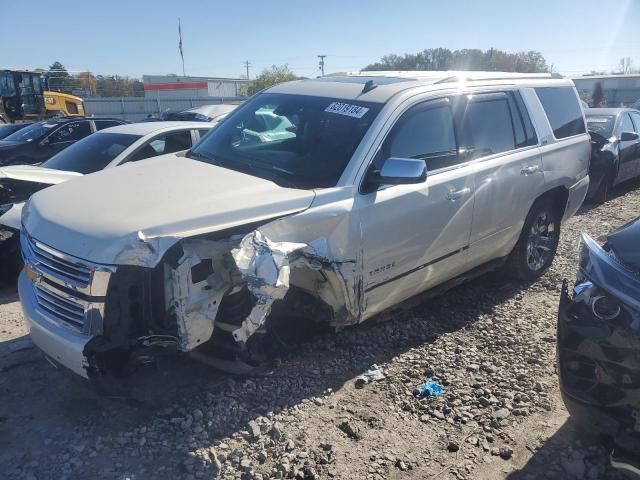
[178,18,186,77]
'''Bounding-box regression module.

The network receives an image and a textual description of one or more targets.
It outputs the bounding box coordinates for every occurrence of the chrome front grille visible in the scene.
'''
[21,230,115,334]
[29,237,92,288]
[35,284,86,330]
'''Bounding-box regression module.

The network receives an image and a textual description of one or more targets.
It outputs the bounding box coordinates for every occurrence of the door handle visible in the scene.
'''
[521,165,540,175]
[446,187,471,201]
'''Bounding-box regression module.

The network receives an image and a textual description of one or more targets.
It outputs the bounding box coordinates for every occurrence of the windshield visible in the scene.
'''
[188,93,382,188]
[2,121,57,143]
[586,115,615,137]
[41,132,139,174]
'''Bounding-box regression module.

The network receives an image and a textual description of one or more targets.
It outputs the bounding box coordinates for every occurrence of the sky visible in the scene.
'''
[1,0,639,79]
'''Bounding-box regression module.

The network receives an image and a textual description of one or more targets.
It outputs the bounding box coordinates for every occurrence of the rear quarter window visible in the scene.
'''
[534,87,586,139]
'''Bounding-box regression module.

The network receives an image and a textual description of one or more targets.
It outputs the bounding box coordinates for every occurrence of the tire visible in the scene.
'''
[504,199,561,281]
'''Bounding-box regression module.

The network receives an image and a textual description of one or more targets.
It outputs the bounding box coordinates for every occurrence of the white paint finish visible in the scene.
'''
[0,165,82,184]
[468,147,545,265]
[24,155,315,265]
[100,121,212,136]
[357,164,475,318]
[0,202,22,229]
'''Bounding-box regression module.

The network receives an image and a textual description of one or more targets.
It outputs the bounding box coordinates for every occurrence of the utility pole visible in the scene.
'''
[243,60,251,80]
[317,55,327,77]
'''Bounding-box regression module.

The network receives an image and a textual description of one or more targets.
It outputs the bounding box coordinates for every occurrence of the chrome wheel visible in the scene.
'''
[526,211,556,271]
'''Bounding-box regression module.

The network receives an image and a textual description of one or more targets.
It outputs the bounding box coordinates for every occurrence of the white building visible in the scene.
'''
[142,75,248,99]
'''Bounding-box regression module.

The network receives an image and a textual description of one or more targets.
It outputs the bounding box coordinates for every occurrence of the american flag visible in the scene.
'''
[178,19,184,63]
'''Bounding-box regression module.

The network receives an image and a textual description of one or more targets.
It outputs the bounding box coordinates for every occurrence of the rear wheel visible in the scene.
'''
[505,200,560,281]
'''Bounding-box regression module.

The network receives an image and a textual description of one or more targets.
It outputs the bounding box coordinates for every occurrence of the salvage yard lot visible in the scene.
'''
[2,183,640,480]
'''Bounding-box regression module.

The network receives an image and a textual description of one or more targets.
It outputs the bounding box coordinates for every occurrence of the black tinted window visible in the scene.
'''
[535,87,586,139]
[461,96,515,159]
[41,132,139,174]
[95,120,122,131]
[387,102,458,170]
[49,121,91,143]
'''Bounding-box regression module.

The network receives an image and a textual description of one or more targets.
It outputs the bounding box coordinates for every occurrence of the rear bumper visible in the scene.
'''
[18,270,90,378]
[563,175,589,222]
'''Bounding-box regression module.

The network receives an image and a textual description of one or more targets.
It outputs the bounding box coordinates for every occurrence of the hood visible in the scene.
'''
[23,155,316,266]
[0,164,81,185]
[606,217,640,272]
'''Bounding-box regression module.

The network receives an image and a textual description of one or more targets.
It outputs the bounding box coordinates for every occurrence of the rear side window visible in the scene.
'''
[386,101,458,171]
[630,112,640,133]
[512,92,537,147]
[535,87,586,139]
[95,120,123,131]
[49,121,91,143]
[460,94,515,159]
[129,131,192,162]
[65,101,79,115]
[618,113,635,136]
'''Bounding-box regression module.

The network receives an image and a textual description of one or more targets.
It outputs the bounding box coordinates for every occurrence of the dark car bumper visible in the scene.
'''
[558,276,640,453]
[0,225,21,283]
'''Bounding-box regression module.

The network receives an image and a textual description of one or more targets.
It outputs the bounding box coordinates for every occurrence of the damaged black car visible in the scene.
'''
[559,217,640,476]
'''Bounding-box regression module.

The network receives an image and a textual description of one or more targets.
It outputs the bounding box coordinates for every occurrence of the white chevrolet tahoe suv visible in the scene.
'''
[18,71,590,382]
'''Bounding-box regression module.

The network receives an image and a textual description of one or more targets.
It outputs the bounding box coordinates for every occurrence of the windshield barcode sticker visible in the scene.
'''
[325,102,370,118]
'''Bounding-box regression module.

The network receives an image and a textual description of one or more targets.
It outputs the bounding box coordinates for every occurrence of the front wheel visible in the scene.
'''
[505,200,560,281]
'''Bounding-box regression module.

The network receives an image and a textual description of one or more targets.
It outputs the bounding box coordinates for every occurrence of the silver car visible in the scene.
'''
[18,71,590,381]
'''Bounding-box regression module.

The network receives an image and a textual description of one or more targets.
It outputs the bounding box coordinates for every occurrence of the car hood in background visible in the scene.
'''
[606,217,640,272]
[23,154,316,266]
[0,165,82,185]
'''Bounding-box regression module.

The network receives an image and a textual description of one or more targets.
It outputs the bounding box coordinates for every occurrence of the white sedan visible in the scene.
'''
[0,121,216,238]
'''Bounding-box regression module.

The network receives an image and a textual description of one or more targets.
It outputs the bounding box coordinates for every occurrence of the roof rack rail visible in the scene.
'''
[345,71,559,82]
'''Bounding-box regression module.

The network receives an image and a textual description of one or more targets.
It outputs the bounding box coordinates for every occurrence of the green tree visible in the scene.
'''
[244,65,299,96]
[363,48,548,73]
[47,61,73,93]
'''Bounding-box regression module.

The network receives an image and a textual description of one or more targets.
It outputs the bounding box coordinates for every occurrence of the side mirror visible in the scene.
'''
[40,137,49,146]
[363,157,427,192]
[620,131,639,142]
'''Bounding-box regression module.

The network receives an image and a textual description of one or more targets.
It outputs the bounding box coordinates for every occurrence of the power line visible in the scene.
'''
[243,60,251,80]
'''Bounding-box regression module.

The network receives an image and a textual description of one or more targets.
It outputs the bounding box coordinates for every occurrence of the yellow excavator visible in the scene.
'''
[0,70,85,123]
[0,69,45,123]
[43,91,85,117]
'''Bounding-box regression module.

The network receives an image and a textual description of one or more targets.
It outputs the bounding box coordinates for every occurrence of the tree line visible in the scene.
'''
[363,48,549,73]
[46,61,144,97]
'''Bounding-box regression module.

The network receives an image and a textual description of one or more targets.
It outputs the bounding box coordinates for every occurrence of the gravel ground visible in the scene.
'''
[2,180,640,480]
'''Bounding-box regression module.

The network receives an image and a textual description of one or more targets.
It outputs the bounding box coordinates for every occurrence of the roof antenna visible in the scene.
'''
[362,79,377,94]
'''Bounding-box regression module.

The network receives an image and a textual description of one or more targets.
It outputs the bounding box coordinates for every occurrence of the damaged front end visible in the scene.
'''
[20,215,361,389]
[558,230,640,454]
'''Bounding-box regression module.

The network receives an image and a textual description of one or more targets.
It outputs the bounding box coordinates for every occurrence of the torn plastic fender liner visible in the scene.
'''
[231,230,309,343]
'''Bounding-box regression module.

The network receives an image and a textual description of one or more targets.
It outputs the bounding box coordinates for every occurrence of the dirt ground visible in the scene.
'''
[2,181,640,480]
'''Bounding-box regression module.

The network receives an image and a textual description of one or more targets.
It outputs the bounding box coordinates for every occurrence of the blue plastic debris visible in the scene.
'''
[417,379,444,397]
